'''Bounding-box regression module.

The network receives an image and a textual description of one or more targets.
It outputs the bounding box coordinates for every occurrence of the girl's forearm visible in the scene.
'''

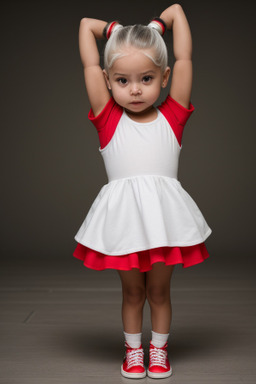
[79,18,107,68]
[160,4,192,60]
[81,18,107,39]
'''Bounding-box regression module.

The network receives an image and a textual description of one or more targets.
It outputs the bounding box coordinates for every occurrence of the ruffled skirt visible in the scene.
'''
[73,242,210,272]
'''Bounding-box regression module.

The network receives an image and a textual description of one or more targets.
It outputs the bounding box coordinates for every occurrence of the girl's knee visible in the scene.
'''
[123,285,146,306]
[146,285,170,306]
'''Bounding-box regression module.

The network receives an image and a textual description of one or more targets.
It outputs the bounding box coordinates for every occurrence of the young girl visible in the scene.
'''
[73,3,212,379]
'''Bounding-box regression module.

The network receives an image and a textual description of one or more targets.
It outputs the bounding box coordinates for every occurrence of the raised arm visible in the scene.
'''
[160,4,193,109]
[79,18,111,116]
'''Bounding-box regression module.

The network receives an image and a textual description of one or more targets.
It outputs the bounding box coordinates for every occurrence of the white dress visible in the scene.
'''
[74,99,212,256]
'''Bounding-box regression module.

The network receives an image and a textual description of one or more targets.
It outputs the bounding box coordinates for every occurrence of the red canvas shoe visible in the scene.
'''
[121,342,146,379]
[147,341,172,379]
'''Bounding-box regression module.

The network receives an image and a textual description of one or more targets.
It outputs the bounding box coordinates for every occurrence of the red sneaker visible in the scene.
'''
[147,341,172,379]
[121,342,146,379]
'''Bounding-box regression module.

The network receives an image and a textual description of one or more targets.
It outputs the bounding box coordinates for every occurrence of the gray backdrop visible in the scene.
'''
[1,0,255,269]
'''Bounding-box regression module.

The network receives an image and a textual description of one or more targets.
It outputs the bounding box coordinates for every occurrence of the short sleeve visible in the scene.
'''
[158,95,195,146]
[88,97,123,150]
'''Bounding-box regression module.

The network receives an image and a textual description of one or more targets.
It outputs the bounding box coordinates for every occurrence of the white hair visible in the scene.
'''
[104,24,168,73]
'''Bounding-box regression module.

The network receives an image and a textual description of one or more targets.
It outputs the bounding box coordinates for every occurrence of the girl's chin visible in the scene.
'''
[125,104,153,115]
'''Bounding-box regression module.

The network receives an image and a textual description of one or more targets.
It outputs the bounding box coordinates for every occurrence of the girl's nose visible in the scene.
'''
[130,84,142,95]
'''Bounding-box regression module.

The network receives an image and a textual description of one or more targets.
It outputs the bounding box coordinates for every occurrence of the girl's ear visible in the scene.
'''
[162,66,171,88]
[103,69,111,90]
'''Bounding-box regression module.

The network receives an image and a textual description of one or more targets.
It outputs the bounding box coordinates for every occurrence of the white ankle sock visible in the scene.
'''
[151,331,169,348]
[124,332,142,348]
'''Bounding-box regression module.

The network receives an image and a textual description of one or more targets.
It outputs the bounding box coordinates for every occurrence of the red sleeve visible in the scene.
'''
[158,95,195,146]
[88,97,123,150]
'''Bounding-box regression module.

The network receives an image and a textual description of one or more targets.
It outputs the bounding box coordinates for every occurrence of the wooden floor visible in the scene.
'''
[0,255,255,383]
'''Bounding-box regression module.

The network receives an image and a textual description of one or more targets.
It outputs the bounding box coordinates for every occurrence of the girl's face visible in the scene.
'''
[104,46,170,117]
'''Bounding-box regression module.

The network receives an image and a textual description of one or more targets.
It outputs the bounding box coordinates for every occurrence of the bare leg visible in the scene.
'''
[146,263,175,333]
[118,269,146,333]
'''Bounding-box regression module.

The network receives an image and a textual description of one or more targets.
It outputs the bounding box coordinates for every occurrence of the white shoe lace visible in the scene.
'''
[126,348,144,370]
[149,347,168,369]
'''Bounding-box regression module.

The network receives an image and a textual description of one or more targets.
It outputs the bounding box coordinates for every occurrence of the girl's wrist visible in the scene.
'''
[103,21,123,40]
[159,13,173,31]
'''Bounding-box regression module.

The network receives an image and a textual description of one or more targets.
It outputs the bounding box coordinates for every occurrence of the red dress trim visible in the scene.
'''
[88,97,123,150]
[158,95,195,147]
[88,95,195,150]
[73,243,210,272]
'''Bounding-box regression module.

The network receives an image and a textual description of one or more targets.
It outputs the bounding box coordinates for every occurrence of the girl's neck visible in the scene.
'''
[124,105,158,123]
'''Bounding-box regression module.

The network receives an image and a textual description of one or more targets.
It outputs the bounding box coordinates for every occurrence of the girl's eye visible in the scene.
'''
[117,78,127,85]
[142,76,153,83]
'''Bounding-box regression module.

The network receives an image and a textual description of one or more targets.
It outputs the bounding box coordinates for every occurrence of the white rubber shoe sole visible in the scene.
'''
[147,367,172,379]
[121,365,146,379]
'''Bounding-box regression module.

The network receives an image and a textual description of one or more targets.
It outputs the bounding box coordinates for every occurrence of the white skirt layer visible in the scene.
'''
[74,175,212,256]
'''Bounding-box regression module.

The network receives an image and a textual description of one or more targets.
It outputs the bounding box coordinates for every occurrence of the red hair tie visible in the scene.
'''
[148,17,167,36]
[103,21,123,40]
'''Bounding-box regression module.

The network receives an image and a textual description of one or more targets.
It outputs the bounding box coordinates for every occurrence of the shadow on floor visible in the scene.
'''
[169,324,240,361]
[57,322,238,364]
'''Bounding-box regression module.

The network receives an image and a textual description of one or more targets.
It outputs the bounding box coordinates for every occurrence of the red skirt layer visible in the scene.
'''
[73,242,210,272]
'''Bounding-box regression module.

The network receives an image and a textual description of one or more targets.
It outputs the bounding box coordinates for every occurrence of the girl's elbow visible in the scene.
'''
[172,4,185,15]
[79,18,93,33]
[173,3,183,11]
[80,17,91,26]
